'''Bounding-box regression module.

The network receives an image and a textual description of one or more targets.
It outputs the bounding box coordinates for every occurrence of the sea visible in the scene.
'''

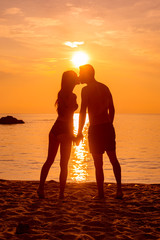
[0,113,160,184]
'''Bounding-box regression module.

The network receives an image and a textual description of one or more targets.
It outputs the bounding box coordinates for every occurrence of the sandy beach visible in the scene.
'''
[0,180,160,240]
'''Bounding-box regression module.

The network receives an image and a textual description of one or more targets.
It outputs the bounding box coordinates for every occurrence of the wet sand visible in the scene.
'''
[0,180,160,240]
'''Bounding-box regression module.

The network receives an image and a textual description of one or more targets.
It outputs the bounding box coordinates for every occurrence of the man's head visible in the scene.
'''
[79,64,95,84]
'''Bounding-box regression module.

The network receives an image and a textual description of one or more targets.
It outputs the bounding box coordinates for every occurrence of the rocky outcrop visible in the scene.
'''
[0,116,25,124]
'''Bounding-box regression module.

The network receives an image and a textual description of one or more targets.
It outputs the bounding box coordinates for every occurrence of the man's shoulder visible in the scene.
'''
[82,85,88,90]
[82,85,88,93]
[82,81,110,93]
[71,92,77,99]
[94,81,110,94]
[97,81,109,89]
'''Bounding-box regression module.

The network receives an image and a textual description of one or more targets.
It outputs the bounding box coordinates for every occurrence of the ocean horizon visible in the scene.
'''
[0,113,160,184]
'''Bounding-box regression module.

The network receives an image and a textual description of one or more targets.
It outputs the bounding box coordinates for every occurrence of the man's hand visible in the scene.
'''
[75,133,83,146]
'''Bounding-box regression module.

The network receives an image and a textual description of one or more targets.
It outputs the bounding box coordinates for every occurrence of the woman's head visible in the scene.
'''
[61,70,78,91]
[55,70,78,115]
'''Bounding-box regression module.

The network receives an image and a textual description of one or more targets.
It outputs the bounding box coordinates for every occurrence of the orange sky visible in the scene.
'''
[0,0,160,114]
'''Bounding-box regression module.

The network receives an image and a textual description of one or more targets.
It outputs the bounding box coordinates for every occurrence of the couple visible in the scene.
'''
[37,64,123,200]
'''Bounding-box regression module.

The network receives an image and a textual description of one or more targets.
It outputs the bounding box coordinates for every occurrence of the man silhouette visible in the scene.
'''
[77,64,123,199]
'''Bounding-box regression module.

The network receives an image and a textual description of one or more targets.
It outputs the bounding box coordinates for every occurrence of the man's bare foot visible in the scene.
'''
[92,194,105,200]
[37,188,45,199]
[59,193,64,199]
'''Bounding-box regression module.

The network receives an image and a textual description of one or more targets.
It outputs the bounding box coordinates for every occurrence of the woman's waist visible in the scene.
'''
[51,119,73,136]
[57,115,73,123]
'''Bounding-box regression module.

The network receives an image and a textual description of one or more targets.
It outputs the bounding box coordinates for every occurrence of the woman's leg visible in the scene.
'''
[38,132,59,198]
[58,135,72,199]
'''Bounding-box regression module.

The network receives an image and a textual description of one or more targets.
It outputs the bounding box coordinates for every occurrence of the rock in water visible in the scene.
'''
[0,116,25,124]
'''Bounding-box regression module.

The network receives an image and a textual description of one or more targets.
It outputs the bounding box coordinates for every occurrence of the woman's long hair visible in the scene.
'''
[55,71,77,116]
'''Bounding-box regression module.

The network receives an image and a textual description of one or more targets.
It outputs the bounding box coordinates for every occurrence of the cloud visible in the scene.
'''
[70,7,85,15]
[64,41,84,48]
[87,17,104,26]
[66,4,89,16]
[25,17,61,28]
[3,8,23,16]
[0,71,13,80]
[66,3,73,7]
[147,9,160,18]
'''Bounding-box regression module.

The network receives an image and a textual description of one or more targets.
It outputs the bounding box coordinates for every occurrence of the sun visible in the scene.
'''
[71,51,89,68]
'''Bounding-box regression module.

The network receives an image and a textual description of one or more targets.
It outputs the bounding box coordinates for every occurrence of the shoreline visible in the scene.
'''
[1,178,160,184]
[0,180,160,239]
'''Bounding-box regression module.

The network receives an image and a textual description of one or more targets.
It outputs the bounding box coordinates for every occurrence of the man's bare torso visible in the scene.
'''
[82,81,113,125]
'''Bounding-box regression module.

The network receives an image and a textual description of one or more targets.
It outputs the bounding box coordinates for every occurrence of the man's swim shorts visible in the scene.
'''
[88,122,116,154]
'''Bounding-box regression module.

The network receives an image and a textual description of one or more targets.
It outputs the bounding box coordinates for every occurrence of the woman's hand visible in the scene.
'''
[72,133,83,146]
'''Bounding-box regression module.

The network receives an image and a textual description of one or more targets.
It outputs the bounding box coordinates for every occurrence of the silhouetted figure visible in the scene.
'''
[37,71,78,199]
[77,64,123,199]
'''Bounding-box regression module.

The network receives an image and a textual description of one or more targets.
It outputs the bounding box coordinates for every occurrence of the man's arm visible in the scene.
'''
[108,92,115,123]
[77,88,87,140]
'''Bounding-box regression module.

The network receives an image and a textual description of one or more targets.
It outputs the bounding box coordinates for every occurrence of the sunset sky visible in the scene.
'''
[0,0,160,114]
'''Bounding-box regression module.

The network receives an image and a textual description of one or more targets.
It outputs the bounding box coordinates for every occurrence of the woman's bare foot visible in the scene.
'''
[37,188,45,199]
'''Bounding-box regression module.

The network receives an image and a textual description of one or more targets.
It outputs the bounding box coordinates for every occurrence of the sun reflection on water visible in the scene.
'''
[69,113,90,182]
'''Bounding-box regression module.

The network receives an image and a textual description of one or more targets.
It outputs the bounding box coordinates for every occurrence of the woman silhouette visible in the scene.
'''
[37,71,78,199]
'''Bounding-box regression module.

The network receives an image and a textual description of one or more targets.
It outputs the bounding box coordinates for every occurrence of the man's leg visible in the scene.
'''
[92,153,104,199]
[107,150,123,198]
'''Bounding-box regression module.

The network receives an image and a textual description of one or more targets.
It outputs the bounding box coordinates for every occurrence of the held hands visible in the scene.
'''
[73,133,83,146]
